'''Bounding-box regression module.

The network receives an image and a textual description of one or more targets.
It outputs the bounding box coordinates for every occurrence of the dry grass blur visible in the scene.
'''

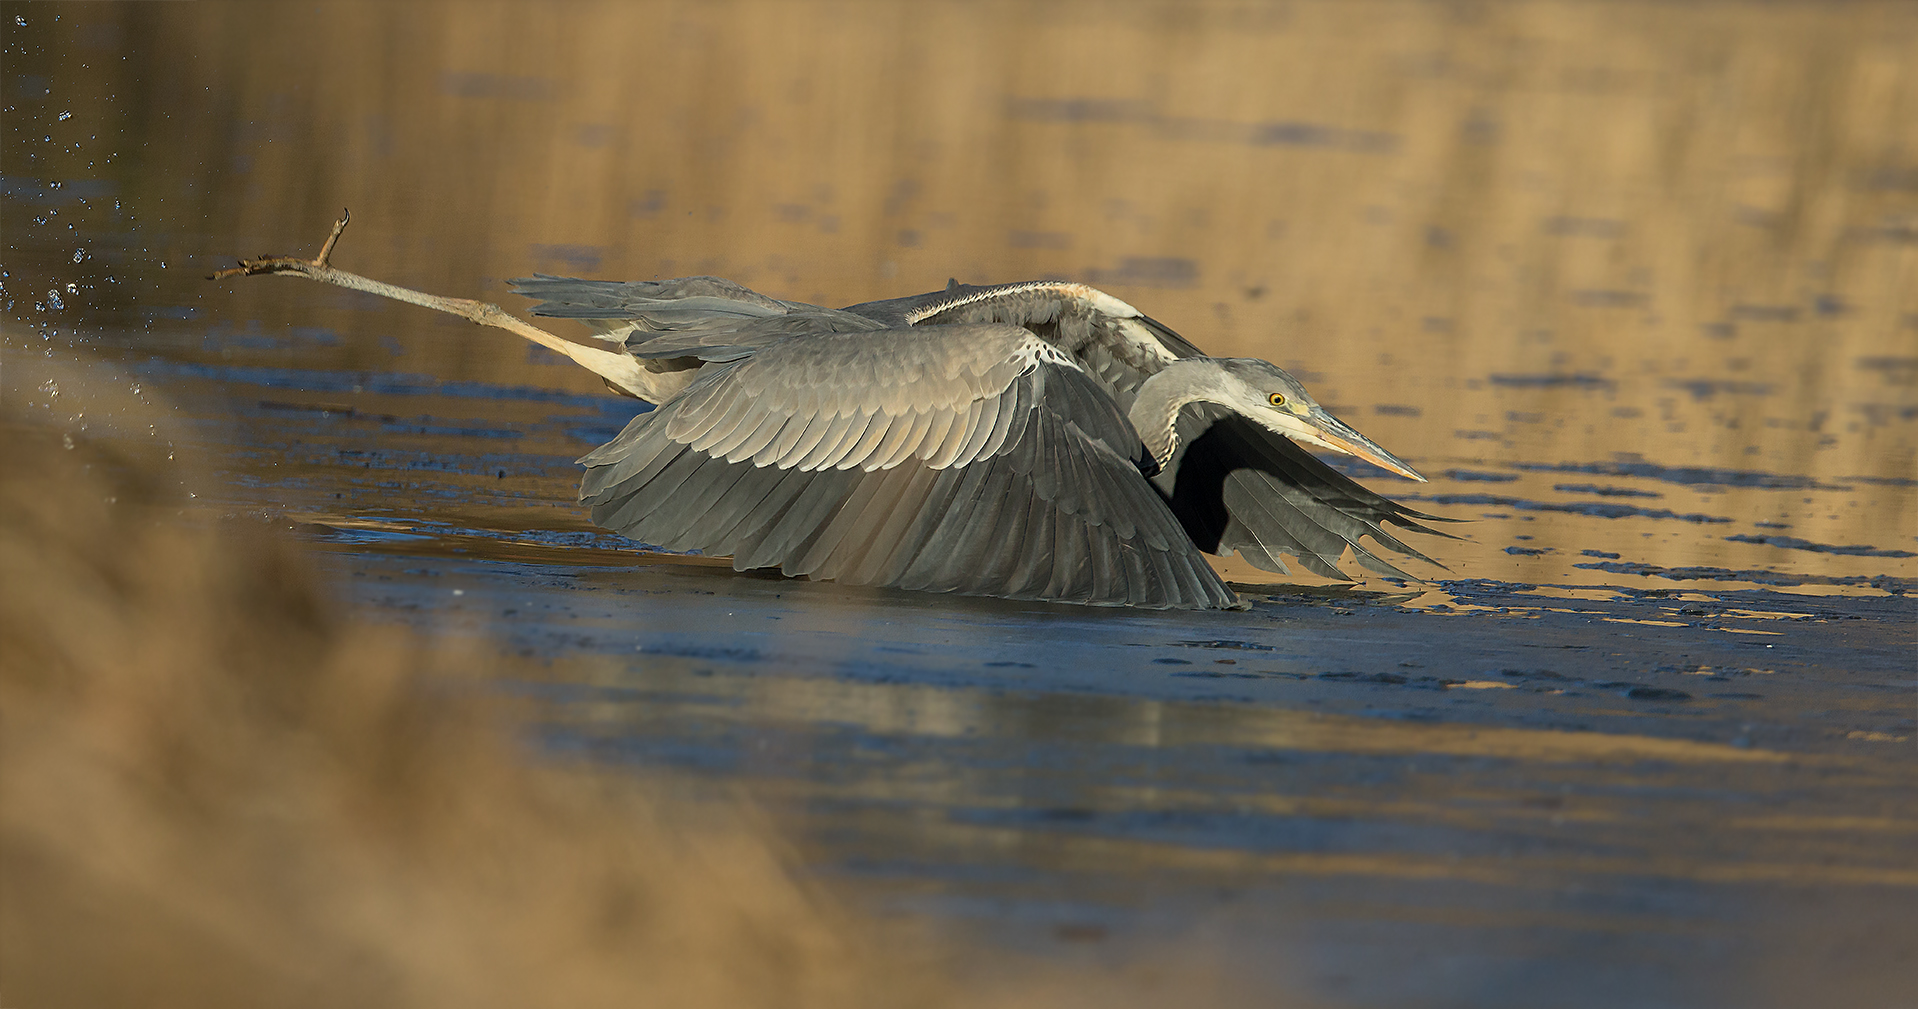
[0,356,897,1006]
[0,356,1243,1007]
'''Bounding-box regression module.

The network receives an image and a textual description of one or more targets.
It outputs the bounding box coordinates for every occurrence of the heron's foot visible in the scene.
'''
[208,208,351,280]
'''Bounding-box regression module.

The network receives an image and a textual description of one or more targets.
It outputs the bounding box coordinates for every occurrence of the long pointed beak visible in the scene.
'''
[1294,407,1427,481]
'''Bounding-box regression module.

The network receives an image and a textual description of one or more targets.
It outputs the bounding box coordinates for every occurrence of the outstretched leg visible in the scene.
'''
[210,210,649,398]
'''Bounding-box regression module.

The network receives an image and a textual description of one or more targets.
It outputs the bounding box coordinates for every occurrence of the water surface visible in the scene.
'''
[4,3,1914,1005]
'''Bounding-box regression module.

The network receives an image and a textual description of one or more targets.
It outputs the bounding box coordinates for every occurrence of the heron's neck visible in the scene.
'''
[1129,361,1231,468]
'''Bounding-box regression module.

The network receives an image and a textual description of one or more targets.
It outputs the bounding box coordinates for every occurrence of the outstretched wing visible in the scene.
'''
[577,323,1235,609]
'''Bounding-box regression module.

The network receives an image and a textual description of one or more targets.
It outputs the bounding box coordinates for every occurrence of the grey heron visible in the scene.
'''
[508,275,1451,609]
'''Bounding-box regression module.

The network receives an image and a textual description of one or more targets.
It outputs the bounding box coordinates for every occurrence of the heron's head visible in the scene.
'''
[1207,358,1426,481]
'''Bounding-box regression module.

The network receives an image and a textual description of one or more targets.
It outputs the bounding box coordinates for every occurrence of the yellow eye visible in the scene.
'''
[1268,392,1287,408]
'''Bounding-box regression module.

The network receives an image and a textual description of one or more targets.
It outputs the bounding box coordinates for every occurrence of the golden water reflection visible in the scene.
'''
[5,0,1914,594]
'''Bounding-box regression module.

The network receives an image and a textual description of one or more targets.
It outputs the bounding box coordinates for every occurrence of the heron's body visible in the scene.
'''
[510,275,1450,609]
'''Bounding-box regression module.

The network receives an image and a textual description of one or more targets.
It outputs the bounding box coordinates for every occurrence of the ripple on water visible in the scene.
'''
[1573,560,1913,594]
[1723,534,1916,559]
[1508,459,1852,491]
[1398,493,1731,523]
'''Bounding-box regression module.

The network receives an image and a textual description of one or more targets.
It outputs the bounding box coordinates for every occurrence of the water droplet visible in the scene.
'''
[65,282,78,295]
[14,15,25,26]
[57,111,70,121]
[45,289,63,309]
[48,180,62,189]
[62,433,74,450]
[72,249,84,263]
[159,261,167,269]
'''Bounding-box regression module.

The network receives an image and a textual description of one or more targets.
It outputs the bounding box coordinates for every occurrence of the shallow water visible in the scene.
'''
[4,2,1915,1004]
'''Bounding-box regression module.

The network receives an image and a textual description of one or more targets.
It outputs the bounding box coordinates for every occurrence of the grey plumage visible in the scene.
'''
[513,274,1449,609]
